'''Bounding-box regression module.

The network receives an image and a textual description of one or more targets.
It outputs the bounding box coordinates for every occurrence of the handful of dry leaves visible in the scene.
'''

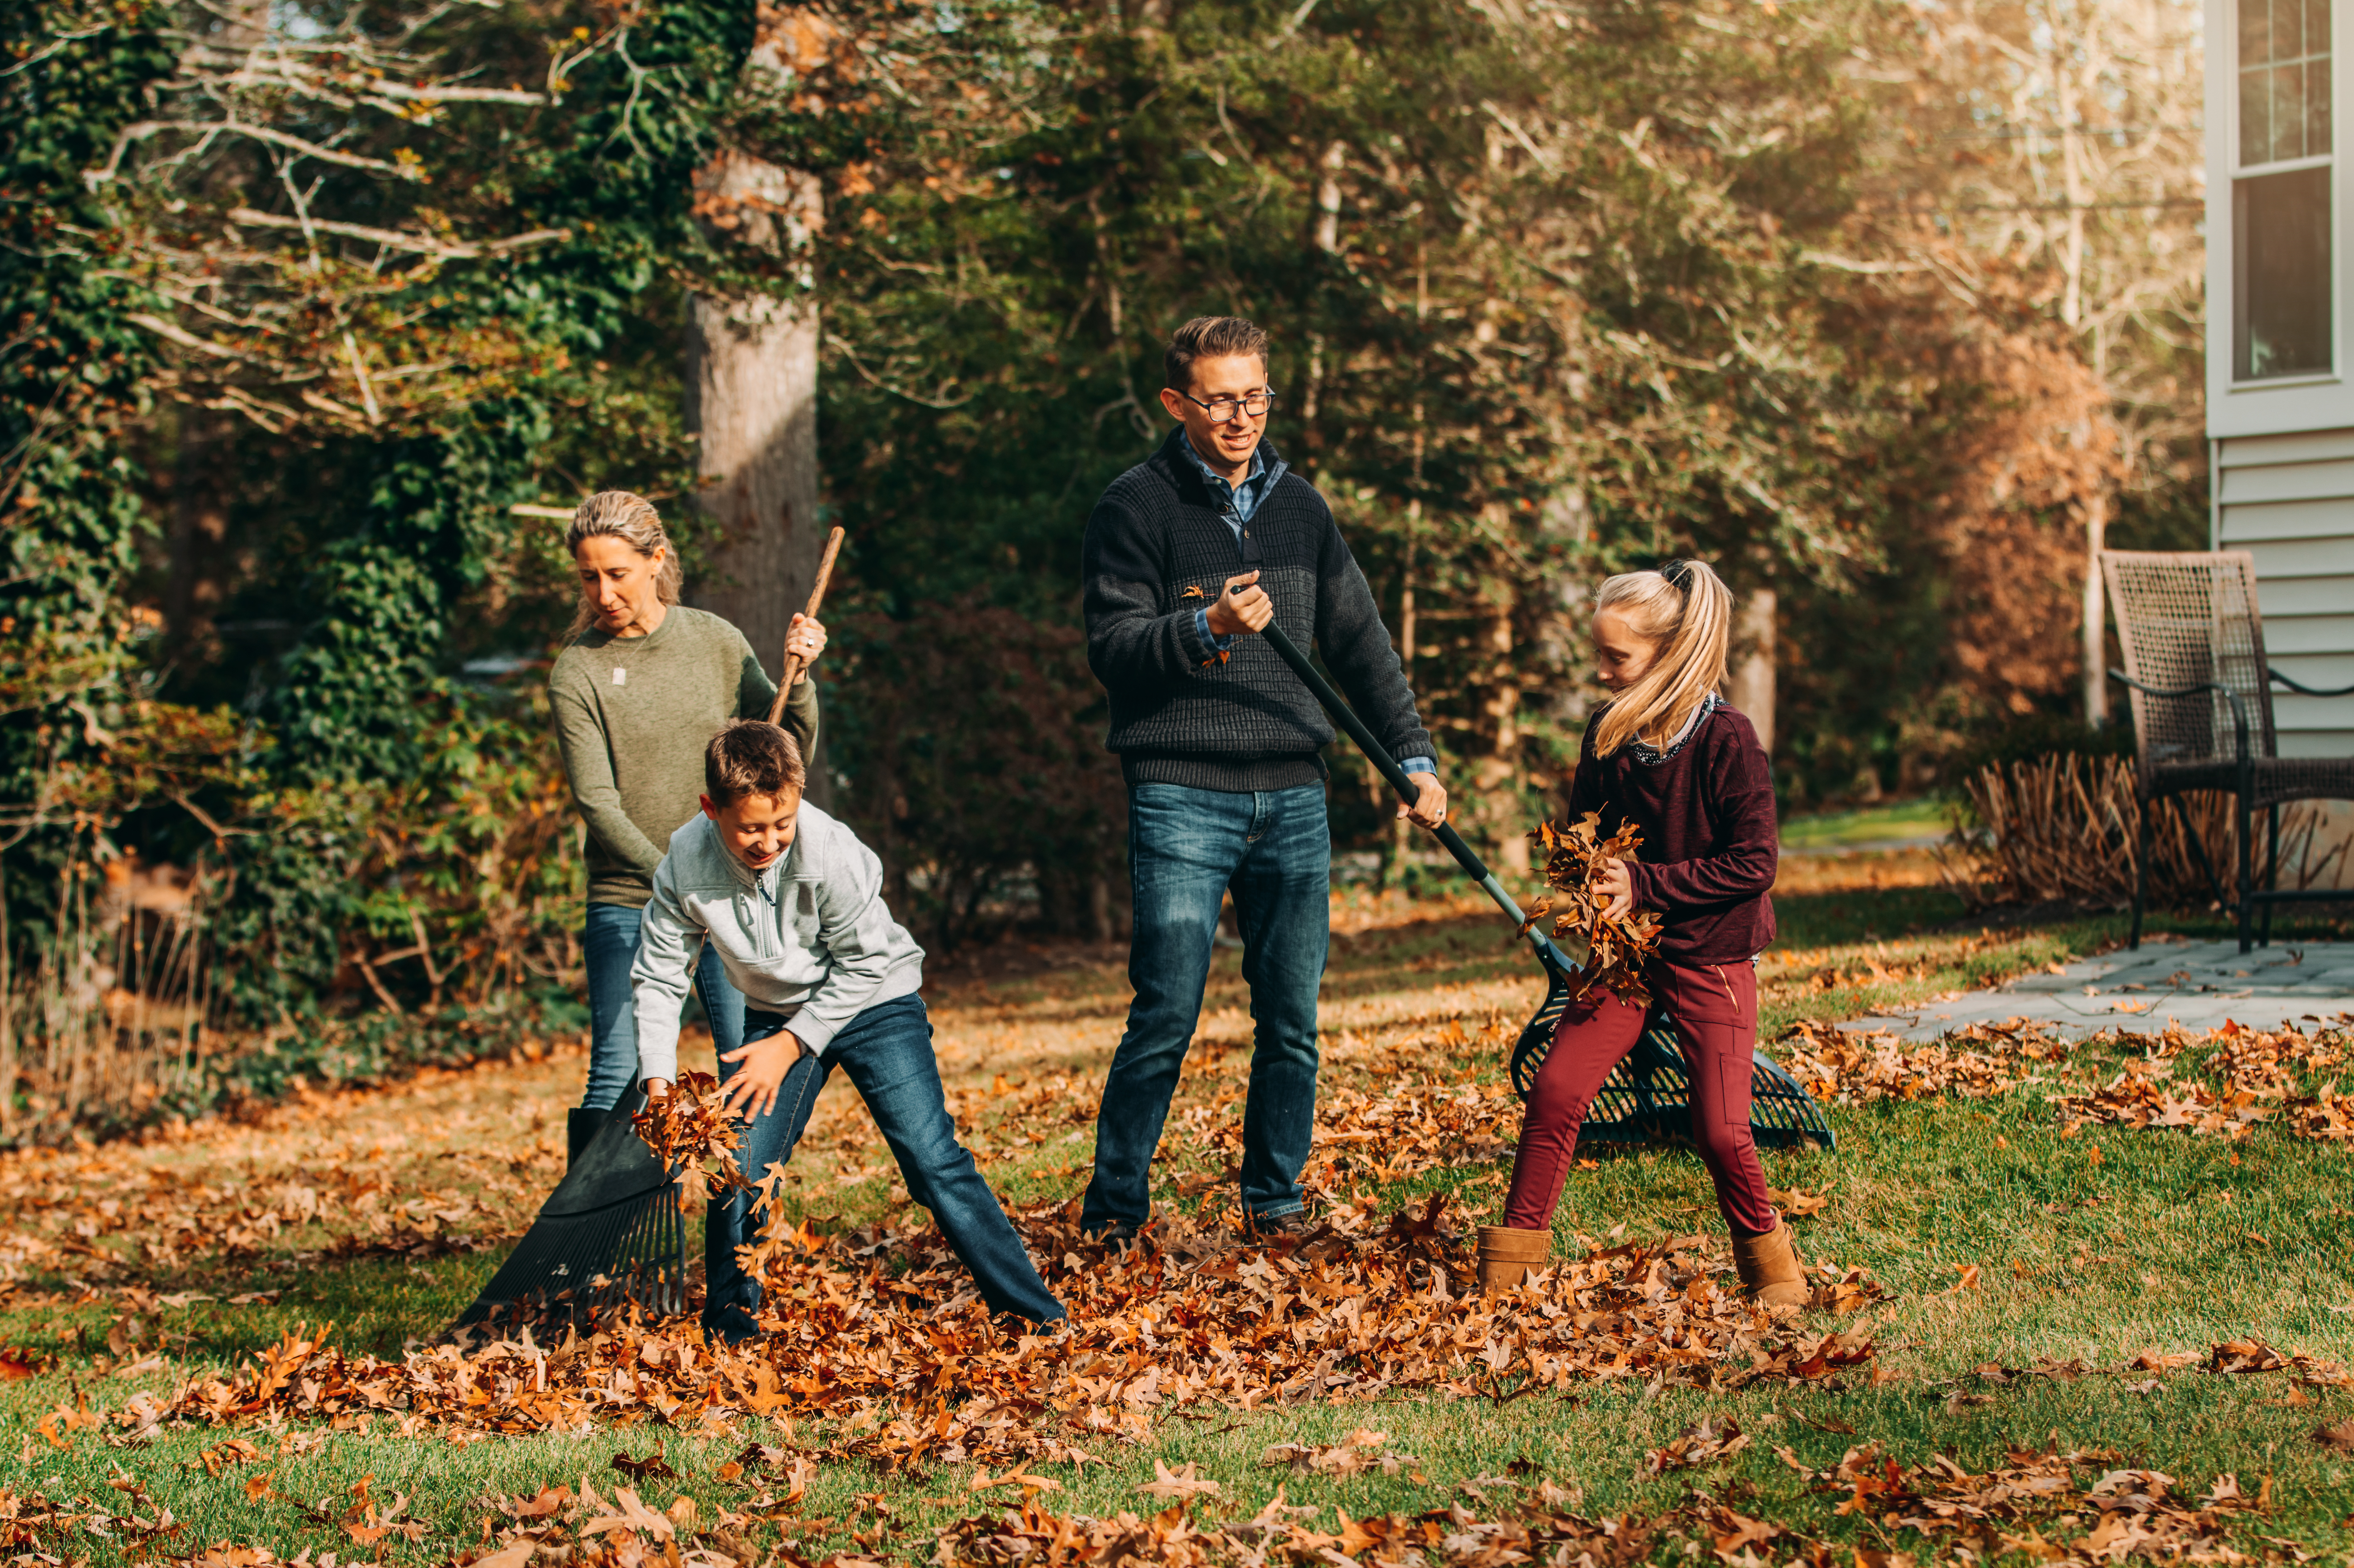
[632,1071,752,1203]
[1524,811,1665,1004]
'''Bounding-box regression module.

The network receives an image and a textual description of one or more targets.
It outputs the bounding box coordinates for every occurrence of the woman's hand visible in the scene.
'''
[785,613,827,678]
[718,1031,807,1121]
[1593,857,1635,922]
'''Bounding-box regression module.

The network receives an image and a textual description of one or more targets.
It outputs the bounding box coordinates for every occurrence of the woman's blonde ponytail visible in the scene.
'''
[1591,559,1734,757]
[564,491,683,636]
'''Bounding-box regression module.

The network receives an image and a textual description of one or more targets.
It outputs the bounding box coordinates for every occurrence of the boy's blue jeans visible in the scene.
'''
[705,992,1064,1337]
[1080,781,1331,1233]
[581,902,745,1111]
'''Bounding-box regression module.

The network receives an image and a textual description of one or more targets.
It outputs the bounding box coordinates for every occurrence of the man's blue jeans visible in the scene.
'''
[581,902,745,1112]
[705,992,1064,1338]
[1081,781,1330,1232]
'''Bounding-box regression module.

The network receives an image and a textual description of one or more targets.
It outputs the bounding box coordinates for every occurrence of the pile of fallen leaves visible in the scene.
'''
[1782,1016,2354,1144]
[0,1069,547,1287]
[2053,1020,2354,1142]
[1778,1016,2086,1105]
[112,1203,1878,1467]
[937,1490,1678,1568]
[930,1431,2308,1568]
[1524,812,1664,1004]
[1788,1438,2279,1565]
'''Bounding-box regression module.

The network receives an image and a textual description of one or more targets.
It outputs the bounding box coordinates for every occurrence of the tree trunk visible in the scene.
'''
[1728,587,1776,756]
[1473,592,1528,872]
[2081,489,2109,726]
[681,152,829,803]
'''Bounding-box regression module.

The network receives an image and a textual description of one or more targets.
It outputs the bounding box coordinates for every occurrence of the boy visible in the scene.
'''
[632,720,1064,1339]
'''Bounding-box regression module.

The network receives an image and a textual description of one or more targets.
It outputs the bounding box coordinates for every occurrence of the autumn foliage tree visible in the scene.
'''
[0,0,2197,1123]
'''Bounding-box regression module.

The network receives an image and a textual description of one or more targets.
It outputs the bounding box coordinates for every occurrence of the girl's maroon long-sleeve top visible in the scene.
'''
[1563,700,1779,963]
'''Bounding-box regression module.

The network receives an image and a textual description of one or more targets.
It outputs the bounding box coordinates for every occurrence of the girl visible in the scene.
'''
[1478,560,1806,1307]
[548,491,828,1163]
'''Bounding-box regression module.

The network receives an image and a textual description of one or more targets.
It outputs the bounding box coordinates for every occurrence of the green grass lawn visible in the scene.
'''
[2,868,2350,1564]
[1778,798,1953,852]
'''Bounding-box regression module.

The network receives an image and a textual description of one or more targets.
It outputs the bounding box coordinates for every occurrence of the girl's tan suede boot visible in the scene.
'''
[1731,1220,1810,1308]
[1476,1224,1552,1295]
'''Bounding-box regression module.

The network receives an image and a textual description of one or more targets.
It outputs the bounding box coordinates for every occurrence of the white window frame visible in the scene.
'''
[2230,0,2339,386]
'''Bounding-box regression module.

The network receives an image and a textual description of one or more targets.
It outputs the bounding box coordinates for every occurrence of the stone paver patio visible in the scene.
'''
[1839,938,2354,1041]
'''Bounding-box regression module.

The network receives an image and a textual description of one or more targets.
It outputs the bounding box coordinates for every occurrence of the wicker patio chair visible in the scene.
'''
[2100,549,2354,952]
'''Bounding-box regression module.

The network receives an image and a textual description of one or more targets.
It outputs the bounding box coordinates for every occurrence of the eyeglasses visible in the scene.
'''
[1177,388,1276,423]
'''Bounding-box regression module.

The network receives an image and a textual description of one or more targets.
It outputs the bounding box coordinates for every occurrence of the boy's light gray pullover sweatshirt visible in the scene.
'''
[629,804,925,1084]
[549,606,820,909]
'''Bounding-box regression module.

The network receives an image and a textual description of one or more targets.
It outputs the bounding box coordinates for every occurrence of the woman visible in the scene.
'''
[548,491,826,1161]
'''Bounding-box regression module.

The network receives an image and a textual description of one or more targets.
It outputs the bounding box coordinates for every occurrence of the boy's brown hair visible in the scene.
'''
[1163,316,1269,392]
[705,720,806,807]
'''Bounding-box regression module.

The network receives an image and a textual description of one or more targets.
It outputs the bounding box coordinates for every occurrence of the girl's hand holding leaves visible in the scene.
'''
[1524,812,1665,1004]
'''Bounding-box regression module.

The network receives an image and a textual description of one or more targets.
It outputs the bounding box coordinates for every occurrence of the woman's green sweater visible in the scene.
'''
[548,606,821,908]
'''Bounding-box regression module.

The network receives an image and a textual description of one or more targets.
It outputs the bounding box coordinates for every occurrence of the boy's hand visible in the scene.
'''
[643,1077,672,1099]
[718,1031,808,1121]
[1594,857,1635,921]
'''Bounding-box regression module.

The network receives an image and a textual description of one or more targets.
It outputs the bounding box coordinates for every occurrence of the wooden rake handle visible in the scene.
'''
[765,525,845,724]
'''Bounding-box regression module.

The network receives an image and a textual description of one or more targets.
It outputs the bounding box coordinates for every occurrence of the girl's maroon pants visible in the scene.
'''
[1503,958,1779,1235]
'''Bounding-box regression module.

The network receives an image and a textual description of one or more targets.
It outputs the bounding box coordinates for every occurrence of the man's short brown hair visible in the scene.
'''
[705,720,806,807]
[1164,316,1270,393]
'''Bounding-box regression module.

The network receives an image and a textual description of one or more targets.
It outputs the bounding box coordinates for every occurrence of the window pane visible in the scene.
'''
[2244,61,2271,161]
[2235,166,2334,379]
[2241,0,2333,165]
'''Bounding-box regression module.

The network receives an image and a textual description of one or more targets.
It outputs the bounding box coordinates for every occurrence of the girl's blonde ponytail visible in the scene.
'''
[1591,560,1734,757]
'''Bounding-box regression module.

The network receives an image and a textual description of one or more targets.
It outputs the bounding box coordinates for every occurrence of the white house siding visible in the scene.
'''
[2214,432,2354,889]
[2215,428,2354,759]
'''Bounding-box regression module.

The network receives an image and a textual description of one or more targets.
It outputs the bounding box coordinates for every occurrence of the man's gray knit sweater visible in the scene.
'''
[1083,428,1434,792]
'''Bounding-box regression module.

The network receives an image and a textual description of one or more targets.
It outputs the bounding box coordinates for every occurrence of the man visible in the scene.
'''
[1079,315,1446,1242]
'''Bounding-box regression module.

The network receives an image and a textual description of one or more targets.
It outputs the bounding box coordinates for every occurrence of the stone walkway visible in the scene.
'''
[1839,938,2354,1041]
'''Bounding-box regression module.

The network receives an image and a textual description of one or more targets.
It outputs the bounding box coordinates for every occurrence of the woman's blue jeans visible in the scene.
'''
[1080,781,1331,1232]
[581,902,745,1112]
[705,992,1064,1337]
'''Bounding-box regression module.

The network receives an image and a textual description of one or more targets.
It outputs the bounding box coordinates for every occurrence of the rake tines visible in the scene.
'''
[453,1093,688,1331]
[1508,969,1836,1151]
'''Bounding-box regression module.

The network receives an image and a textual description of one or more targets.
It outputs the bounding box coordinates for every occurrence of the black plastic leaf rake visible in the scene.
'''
[452,1091,687,1331]
[1259,620,1834,1152]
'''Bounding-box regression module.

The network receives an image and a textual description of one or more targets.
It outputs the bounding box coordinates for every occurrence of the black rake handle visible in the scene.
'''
[1257,620,1577,977]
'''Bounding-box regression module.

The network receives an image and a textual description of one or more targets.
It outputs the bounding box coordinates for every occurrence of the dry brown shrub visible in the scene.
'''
[1939,752,2346,909]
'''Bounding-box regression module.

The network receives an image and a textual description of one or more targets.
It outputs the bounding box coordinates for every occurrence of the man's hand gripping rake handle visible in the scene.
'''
[1256,620,1577,979]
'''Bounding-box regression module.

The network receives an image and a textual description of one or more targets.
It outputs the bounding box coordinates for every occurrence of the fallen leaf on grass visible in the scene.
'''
[1645,1415,1748,1474]
[468,1543,537,1568]
[610,1445,675,1481]
[2313,1421,2354,1451]
[1769,1186,1830,1217]
[2210,1338,2288,1374]
[1138,1460,1220,1500]
[1262,1429,1417,1477]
